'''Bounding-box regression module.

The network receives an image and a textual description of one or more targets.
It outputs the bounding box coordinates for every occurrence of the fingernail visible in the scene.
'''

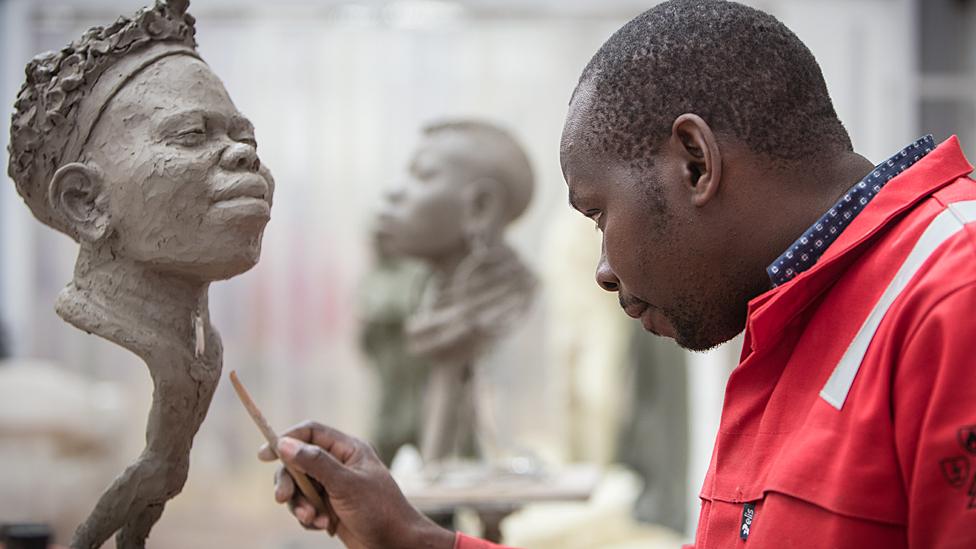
[277,437,301,459]
[313,516,332,532]
[296,507,310,523]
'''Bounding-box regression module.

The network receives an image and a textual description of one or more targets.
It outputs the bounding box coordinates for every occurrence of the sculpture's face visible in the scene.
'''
[84,54,273,280]
[377,133,470,260]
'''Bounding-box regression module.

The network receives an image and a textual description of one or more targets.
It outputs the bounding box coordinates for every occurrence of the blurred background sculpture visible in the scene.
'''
[0,320,8,360]
[377,120,536,465]
[6,1,274,547]
[358,229,430,464]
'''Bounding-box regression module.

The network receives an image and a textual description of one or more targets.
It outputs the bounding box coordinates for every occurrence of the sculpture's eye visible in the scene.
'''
[234,133,257,148]
[414,166,438,182]
[172,127,206,147]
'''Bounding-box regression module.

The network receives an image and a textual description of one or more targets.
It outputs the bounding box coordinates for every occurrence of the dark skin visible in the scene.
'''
[259,83,877,546]
[258,422,455,549]
[563,81,875,350]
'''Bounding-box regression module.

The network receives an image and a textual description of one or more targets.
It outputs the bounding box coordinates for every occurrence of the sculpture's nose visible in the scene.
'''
[385,183,406,204]
[221,141,260,172]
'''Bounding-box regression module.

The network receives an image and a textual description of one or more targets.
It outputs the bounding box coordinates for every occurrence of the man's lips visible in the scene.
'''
[620,296,676,338]
[620,293,649,318]
[623,302,648,320]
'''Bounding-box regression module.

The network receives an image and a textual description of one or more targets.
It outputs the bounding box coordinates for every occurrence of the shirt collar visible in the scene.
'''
[767,135,936,287]
[744,136,972,356]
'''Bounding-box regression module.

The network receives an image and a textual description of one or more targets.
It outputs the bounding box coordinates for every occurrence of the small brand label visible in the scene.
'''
[959,425,976,455]
[740,502,756,541]
[941,456,970,488]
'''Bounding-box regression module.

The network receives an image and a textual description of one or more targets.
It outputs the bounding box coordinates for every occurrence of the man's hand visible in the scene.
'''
[257,421,455,549]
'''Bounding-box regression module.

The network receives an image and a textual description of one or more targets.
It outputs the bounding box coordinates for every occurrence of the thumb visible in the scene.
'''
[277,436,345,485]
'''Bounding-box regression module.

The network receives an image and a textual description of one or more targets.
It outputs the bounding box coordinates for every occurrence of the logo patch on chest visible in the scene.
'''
[969,475,976,510]
[941,456,970,488]
[958,425,976,455]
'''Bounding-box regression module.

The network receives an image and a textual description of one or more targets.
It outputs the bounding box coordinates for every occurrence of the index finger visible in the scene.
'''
[257,443,277,462]
[279,421,361,464]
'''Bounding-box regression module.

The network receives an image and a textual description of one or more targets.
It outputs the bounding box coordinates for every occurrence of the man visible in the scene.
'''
[260,1,976,547]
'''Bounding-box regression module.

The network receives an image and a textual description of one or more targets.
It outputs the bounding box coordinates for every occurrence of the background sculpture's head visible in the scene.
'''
[377,120,533,262]
[7,0,273,282]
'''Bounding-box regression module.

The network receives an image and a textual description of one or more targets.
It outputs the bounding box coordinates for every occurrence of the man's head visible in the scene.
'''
[378,120,533,261]
[8,0,273,282]
[561,0,851,350]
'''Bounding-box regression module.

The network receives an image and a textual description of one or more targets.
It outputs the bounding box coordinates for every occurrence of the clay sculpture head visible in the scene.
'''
[7,2,273,546]
[378,120,532,267]
[8,0,273,287]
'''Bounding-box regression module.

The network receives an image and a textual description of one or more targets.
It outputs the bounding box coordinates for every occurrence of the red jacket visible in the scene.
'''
[455,136,976,549]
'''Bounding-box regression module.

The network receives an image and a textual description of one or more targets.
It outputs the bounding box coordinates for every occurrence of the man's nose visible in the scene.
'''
[595,247,620,292]
[220,141,260,172]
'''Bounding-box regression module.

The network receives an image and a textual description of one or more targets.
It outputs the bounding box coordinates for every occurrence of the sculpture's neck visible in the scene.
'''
[426,237,506,302]
[56,246,214,363]
[408,238,535,363]
[428,245,472,288]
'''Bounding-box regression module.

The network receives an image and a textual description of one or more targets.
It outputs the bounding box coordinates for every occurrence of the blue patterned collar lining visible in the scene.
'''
[767,135,936,287]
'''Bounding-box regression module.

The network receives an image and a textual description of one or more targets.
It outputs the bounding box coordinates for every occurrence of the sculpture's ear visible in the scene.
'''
[462,177,506,235]
[48,162,111,242]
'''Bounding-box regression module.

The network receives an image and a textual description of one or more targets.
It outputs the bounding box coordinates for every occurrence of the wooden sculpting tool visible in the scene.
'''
[229,370,340,535]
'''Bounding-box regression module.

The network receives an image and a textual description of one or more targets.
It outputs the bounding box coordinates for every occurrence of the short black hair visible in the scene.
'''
[576,0,852,167]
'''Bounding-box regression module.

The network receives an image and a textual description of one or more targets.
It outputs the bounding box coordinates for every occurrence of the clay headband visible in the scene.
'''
[59,42,202,169]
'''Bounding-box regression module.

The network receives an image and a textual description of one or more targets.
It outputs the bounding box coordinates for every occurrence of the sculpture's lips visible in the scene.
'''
[375,212,397,235]
[213,175,270,203]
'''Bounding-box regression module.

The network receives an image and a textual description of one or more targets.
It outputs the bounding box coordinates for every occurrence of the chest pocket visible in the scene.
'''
[761,413,908,526]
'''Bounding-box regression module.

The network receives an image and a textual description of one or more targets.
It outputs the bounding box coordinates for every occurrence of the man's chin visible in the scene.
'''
[670,324,743,353]
[650,308,744,352]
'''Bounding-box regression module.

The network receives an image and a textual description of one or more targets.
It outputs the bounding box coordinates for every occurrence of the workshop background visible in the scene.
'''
[1,0,973,547]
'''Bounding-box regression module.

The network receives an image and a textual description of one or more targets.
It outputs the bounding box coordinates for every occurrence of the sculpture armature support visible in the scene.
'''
[7,1,273,547]
[377,120,536,463]
[359,230,431,464]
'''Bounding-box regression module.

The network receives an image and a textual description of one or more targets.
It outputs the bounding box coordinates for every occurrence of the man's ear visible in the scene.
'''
[671,113,722,207]
[48,162,111,242]
[462,177,506,238]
